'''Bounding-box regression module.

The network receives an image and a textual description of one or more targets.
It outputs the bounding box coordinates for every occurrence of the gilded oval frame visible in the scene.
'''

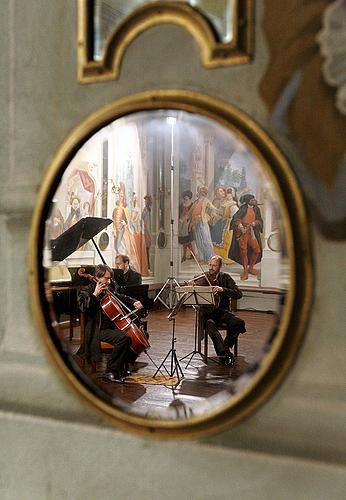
[29,90,313,438]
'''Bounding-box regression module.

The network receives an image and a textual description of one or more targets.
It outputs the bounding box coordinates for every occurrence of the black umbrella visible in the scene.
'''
[50,217,113,262]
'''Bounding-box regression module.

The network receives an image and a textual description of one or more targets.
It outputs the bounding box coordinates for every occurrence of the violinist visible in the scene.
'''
[77,264,143,384]
[199,255,246,366]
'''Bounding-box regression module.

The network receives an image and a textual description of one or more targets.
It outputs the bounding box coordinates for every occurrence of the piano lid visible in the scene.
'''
[50,217,113,262]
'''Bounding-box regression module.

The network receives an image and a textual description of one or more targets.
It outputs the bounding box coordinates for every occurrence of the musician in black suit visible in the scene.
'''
[115,254,142,286]
[114,254,151,317]
[201,255,246,366]
[77,264,143,383]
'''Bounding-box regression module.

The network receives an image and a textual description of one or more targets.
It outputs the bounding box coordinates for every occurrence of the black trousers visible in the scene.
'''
[202,309,246,357]
[99,328,131,375]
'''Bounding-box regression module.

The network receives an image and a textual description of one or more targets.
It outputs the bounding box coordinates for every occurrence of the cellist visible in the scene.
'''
[77,264,144,383]
[198,255,246,366]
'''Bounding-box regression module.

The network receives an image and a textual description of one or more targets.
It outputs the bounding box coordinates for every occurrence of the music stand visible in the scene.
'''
[153,288,192,383]
[175,285,215,308]
[175,286,216,368]
[153,312,184,383]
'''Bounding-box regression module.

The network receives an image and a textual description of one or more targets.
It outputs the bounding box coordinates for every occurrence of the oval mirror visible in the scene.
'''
[30,91,312,437]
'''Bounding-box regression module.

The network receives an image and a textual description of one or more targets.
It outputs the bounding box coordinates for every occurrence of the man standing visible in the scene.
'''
[77,264,143,383]
[228,194,263,280]
[141,195,152,270]
[115,254,142,286]
[189,186,216,263]
[64,194,81,230]
[202,255,246,366]
[112,184,128,254]
[178,190,194,262]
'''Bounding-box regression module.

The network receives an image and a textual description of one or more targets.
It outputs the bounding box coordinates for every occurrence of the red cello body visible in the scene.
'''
[100,293,150,356]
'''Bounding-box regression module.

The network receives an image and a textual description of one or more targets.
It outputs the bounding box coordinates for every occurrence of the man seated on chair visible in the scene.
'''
[115,254,142,286]
[77,264,143,384]
[201,255,246,366]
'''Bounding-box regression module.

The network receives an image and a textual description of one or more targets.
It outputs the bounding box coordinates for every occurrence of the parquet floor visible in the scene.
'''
[63,308,277,420]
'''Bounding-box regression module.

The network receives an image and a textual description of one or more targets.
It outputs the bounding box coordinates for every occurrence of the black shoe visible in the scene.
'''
[223,353,235,367]
[102,372,124,384]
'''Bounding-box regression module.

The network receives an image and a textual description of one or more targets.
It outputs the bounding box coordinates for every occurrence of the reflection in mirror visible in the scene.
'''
[93,0,233,60]
[99,231,110,250]
[43,109,290,422]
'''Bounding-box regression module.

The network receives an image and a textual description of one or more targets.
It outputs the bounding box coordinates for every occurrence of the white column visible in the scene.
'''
[260,192,281,288]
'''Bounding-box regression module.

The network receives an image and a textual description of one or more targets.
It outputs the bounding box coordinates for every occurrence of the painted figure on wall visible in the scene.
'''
[178,190,194,263]
[82,201,92,218]
[141,195,152,271]
[64,194,82,230]
[112,183,128,254]
[46,201,64,245]
[189,186,216,263]
[209,186,227,247]
[123,193,149,276]
[228,194,263,280]
[210,186,239,262]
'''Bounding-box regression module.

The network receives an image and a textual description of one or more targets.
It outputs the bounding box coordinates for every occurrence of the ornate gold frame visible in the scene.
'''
[29,90,313,438]
[78,0,254,84]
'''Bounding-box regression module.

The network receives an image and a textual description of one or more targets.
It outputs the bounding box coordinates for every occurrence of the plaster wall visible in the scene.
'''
[0,1,345,499]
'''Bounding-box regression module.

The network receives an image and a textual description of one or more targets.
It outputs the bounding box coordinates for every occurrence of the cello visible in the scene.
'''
[78,268,150,356]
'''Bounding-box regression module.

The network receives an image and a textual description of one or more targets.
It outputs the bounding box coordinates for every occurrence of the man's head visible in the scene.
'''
[215,187,226,200]
[226,187,236,201]
[240,194,257,206]
[198,186,208,197]
[144,195,152,208]
[95,264,113,284]
[83,201,90,212]
[182,190,192,202]
[115,254,130,273]
[70,195,81,210]
[208,255,222,275]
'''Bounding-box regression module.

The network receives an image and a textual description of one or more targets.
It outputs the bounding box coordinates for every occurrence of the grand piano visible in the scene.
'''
[48,217,152,338]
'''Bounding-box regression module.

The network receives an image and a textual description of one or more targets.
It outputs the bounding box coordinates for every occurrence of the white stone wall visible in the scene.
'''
[0,1,345,498]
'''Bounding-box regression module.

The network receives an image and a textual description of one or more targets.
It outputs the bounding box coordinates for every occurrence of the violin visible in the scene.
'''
[185,250,223,307]
[191,272,220,287]
[78,268,150,356]
[187,272,221,308]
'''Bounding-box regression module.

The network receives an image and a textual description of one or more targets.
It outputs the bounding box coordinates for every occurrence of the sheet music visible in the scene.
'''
[175,286,215,306]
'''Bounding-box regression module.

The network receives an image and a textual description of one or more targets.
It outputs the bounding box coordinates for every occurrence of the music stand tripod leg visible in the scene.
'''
[153,318,184,381]
[144,349,167,378]
[179,308,204,368]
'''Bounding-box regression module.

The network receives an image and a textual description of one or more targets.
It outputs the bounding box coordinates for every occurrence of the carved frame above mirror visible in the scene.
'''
[78,0,254,84]
[29,90,313,438]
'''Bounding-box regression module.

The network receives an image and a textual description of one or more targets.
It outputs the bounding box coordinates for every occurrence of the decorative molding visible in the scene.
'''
[78,0,254,84]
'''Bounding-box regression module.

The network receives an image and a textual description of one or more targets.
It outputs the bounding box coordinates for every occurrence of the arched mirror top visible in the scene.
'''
[78,0,253,83]
[30,90,313,437]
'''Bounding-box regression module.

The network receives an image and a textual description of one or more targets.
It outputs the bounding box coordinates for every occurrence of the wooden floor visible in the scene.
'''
[63,308,277,420]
